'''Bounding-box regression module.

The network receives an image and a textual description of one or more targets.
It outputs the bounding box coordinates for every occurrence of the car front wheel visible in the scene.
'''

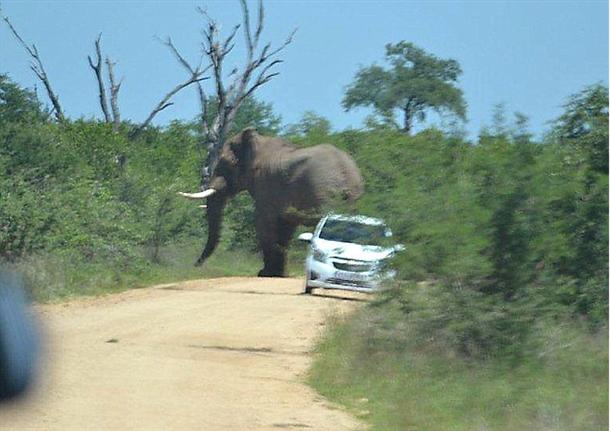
[303,270,314,294]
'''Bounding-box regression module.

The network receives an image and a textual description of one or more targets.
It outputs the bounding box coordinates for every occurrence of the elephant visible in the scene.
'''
[179,128,364,277]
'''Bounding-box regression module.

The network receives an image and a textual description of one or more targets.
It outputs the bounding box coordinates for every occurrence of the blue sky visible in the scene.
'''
[1,0,607,139]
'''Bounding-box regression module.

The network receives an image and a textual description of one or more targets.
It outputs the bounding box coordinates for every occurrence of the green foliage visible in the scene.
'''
[309,85,606,361]
[0,73,45,125]
[203,96,282,136]
[309,308,608,431]
[0,72,606,363]
[1,71,607,430]
[0,74,291,296]
[343,41,466,133]
[533,84,609,324]
[284,111,332,139]
[13,244,305,302]
[0,173,54,259]
[224,192,259,251]
[306,84,608,430]
[554,83,608,174]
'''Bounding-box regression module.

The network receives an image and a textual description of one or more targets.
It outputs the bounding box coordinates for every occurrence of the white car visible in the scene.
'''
[298,214,403,294]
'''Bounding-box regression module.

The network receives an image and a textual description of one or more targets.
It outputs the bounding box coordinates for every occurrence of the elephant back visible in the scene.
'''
[281,144,363,208]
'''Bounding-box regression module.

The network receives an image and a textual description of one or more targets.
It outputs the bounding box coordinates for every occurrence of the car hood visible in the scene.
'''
[314,238,395,262]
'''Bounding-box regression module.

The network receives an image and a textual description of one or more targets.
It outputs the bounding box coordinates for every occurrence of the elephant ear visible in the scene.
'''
[231,127,257,167]
[241,127,257,142]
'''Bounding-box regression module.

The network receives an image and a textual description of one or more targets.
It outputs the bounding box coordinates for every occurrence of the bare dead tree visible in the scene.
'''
[87,35,123,132]
[170,0,295,188]
[1,12,65,122]
[87,35,111,123]
[2,0,292,147]
[3,8,207,135]
[105,58,122,132]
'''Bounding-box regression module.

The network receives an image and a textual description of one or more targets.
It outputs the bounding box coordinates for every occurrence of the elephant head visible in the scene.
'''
[178,128,256,266]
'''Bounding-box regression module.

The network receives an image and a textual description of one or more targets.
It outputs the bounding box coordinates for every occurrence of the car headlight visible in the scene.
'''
[375,258,395,275]
[312,247,327,262]
[376,257,390,270]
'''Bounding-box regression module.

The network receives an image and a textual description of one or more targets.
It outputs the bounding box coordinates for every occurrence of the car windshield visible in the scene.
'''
[319,219,387,246]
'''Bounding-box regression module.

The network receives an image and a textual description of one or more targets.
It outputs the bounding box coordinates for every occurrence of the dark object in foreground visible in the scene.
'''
[0,272,38,401]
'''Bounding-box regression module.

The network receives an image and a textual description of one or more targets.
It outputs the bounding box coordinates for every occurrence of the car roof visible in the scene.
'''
[325,213,386,226]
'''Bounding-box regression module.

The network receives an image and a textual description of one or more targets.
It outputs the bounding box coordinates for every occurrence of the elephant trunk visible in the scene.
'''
[196,194,227,266]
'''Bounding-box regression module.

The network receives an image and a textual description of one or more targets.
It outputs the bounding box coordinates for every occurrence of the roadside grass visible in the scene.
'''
[309,307,608,431]
[10,240,308,302]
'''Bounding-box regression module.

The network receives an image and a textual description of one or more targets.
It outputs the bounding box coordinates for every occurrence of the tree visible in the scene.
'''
[284,111,331,137]
[2,0,294,153]
[1,10,206,133]
[551,84,608,320]
[1,12,64,122]
[0,74,45,125]
[203,96,282,137]
[555,83,608,175]
[343,41,466,134]
[87,35,122,133]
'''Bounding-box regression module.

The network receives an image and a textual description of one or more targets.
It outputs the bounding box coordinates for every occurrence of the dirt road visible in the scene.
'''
[1,277,365,431]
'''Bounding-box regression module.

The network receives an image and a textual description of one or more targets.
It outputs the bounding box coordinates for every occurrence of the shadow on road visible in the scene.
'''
[227,289,369,303]
[158,284,369,303]
[302,292,369,303]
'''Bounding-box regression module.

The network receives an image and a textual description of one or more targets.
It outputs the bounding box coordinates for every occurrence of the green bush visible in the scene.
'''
[307,84,608,430]
[0,74,607,352]
[309,307,608,431]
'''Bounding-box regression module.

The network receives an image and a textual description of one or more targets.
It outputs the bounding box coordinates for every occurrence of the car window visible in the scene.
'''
[319,219,388,246]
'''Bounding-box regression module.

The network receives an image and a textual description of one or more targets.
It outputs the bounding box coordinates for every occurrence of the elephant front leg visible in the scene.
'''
[258,247,283,277]
[255,216,291,277]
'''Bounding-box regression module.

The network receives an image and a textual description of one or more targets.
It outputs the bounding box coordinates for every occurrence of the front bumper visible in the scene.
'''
[306,257,395,293]
[307,279,381,293]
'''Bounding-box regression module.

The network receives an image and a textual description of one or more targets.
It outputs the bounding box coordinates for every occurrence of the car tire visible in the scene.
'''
[304,282,314,294]
[303,271,314,294]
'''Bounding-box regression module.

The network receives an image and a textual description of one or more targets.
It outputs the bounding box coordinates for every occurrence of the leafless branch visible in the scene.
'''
[87,34,122,131]
[244,59,282,98]
[254,0,264,47]
[222,24,240,57]
[158,36,211,136]
[261,28,296,62]
[158,36,197,75]
[232,11,295,110]
[88,34,111,123]
[240,0,255,55]
[131,67,208,138]
[2,13,65,122]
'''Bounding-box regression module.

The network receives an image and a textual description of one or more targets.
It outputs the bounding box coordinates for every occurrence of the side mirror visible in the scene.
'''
[298,232,313,242]
[393,244,405,252]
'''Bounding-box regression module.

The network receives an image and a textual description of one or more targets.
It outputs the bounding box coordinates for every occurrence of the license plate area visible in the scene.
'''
[334,270,370,282]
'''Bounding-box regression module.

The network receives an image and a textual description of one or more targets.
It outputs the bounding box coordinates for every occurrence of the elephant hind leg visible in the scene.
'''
[257,246,286,277]
[274,220,297,276]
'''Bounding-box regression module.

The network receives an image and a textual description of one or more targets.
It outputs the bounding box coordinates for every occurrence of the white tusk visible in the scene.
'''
[198,205,207,209]
[177,189,216,199]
